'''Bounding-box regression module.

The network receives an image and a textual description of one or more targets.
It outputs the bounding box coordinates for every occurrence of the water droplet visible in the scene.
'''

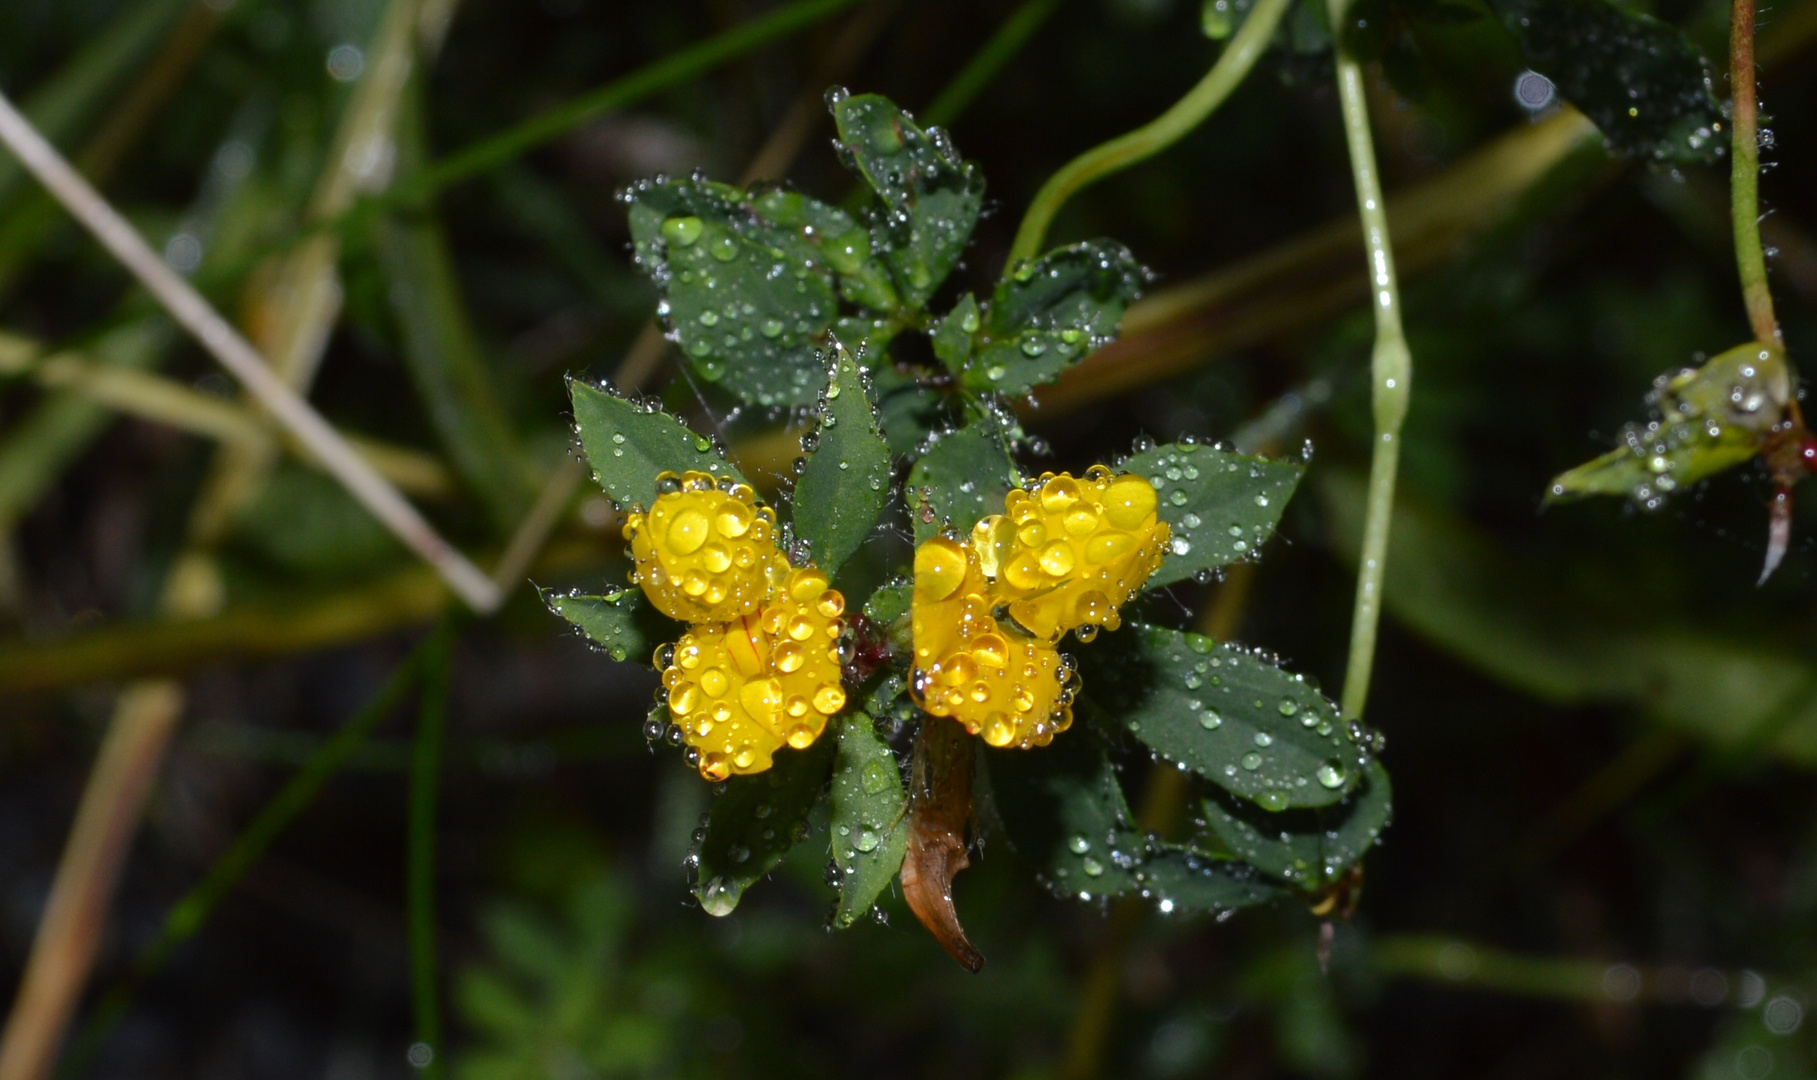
[1240,751,1263,771]
[1068,834,1091,854]
[1317,761,1348,789]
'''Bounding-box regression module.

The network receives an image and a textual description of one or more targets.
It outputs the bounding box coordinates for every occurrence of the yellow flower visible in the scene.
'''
[971,467,1169,643]
[624,471,788,624]
[910,536,1076,749]
[660,567,849,780]
[909,467,1164,750]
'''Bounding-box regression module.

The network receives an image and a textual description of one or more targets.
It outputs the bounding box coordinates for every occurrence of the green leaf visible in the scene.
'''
[830,92,984,308]
[932,294,978,374]
[1548,342,1788,503]
[1136,844,1284,913]
[569,381,747,509]
[1078,623,1369,810]
[543,588,677,665]
[691,737,835,916]
[874,364,950,457]
[828,713,908,928]
[989,733,1279,912]
[862,580,912,627]
[905,412,1019,542]
[1486,0,1722,163]
[1201,758,1392,890]
[987,732,1147,899]
[625,179,857,406]
[963,240,1146,395]
[1122,442,1303,589]
[793,343,892,577]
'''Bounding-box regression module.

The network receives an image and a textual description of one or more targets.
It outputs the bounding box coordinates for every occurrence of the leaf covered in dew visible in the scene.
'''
[1200,757,1392,890]
[1548,341,1790,506]
[793,342,892,578]
[542,587,677,665]
[1078,624,1370,810]
[690,738,835,918]
[569,381,748,509]
[1122,441,1304,588]
[828,713,909,929]
[624,179,893,406]
[1485,0,1722,162]
[873,364,951,457]
[988,732,1281,912]
[905,410,1020,542]
[962,240,1147,396]
[830,91,984,309]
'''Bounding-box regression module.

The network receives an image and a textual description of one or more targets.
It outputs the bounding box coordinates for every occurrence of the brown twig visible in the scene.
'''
[0,683,184,1080]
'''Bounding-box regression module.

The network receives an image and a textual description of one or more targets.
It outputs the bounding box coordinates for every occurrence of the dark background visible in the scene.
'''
[1,0,1815,1077]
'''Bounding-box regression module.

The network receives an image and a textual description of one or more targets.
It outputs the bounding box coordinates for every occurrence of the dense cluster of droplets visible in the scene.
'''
[909,470,1168,749]
[624,471,787,624]
[657,567,849,781]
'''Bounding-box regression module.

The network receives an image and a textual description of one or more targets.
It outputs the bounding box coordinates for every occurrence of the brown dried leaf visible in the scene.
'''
[900,717,984,973]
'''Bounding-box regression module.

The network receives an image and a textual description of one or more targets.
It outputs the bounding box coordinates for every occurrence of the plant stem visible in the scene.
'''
[1007,0,1293,264]
[408,624,456,1080]
[1731,0,1779,344]
[0,683,184,1080]
[923,0,1063,128]
[0,89,502,613]
[1327,3,1411,722]
[417,0,863,197]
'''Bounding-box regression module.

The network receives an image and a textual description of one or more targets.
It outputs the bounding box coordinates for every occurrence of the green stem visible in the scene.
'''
[1006,0,1293,264]
[415,0,862,198]
[923,0,1064,129]
[408,624,457,1080]
[1328,0,1411,722]
[53,648,426,1080]
[1731,0,1778,344]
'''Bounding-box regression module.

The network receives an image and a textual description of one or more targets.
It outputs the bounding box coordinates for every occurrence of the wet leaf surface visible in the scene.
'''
[905,413,1019,542]
[1486,0,1722,162]
[964,240,1145,395]
[794,343,892,577]
[542,588,677,665]
[831,92,984,308]
[691,738,835,917]
[1201,757,1392,890]
[828,713,908,929]
[1122,442,1303,589]
[1079,623,1368,810]
[989,732,1280,912]
[624,179,856,405]
[569,382,748,508]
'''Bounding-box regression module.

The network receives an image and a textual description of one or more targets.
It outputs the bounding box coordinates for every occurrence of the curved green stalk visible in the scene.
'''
[1327,0,1411,721]
[1007,0,1293,264]
[1730,0,1778,344]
